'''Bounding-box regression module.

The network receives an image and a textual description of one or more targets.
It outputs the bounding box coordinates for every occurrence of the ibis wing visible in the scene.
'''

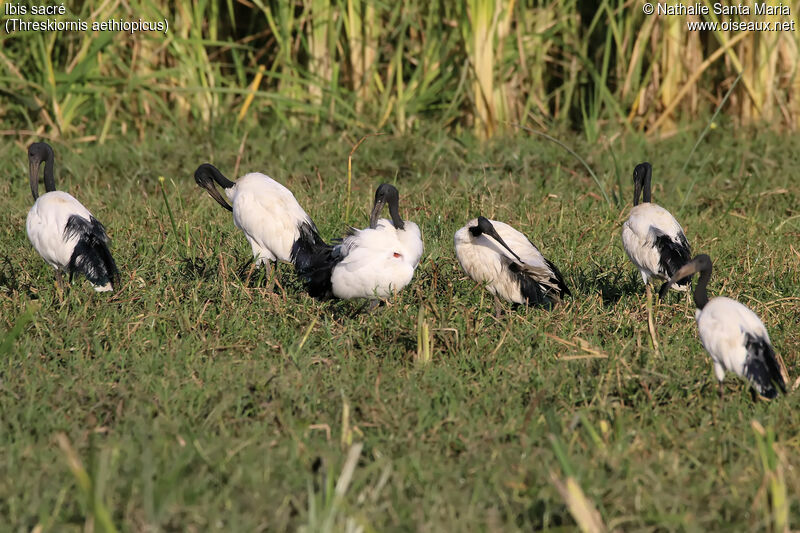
[517,233,570,300]
[292,228,354,300]
[64,215,119,289]
[652,227,691,284]
[290,221,329,272]
[64,214,110,244]
[492,229,570,306]
[504,260,547,305]
[743,332,786,399]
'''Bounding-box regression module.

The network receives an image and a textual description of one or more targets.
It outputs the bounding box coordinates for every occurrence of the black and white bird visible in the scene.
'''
[194,163,325,275]
[660,254,787,399]
[293,183,423,305]
[454,216,570,315]
[25,142,119,292]
[622,162,691,347]
[622,162,691,294]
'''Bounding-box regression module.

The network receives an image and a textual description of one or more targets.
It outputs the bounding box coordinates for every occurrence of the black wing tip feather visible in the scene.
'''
[653,231,692,284]
[64,215,110,243]
[544,258,571,299]
[743,333,787,399]
[291,222,339,299]
[507,262,568,308]
[508,262,546,306]
[506,255,571,308]
[65,215,119,290]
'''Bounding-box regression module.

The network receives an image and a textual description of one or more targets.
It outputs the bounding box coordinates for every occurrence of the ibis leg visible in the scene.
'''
[54,270,66,302]
[366,299,381,313]
[646,284,659,351]
[493,295,503,319]
[266,261,277,292]
[717,381,724,400]
[353,299,381,317]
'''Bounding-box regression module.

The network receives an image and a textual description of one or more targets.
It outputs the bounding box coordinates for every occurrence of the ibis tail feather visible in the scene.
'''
[743,333,787,399]
[64,215,119,291]
[653,230,691,287]
[507,262,547,306]
[544,257,571,299]
[291,223,339,299]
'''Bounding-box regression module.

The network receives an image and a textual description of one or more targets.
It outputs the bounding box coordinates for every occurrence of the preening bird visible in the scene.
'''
[454,216,570,316]
[194,163,325,275]
[622,162,691,347]
[660,254,787,399]
[25,142,119,292]
[622,162,691,293]
[293,183,423,305]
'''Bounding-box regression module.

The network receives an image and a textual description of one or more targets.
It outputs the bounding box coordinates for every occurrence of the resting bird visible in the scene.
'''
[454,216,570,316]
[26,142,119,292]
[293,183,423,307]
[622,162,691,347]
[660,254,787,399]
[194,163,325,276]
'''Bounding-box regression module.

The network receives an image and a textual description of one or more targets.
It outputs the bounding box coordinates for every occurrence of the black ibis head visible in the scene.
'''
[659,254,713,308]
[469,216,522,263]
[194,163,234,211]
[369,183,404,230]
[28,142,55,201]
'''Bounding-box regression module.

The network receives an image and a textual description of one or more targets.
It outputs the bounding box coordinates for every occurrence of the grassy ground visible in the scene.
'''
[1,123,799,531]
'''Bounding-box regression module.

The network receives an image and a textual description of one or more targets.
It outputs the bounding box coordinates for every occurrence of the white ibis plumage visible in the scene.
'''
[293,183,422,305]
[622,162,691,347]
[194,163,325,275]
[660,254,787,399]
[25,142,119,292]
[454,216,570,315]
[622,162,691,292]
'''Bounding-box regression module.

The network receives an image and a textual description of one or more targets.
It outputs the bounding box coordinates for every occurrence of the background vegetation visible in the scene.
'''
[1,0,799,140]
[2,1,800,531]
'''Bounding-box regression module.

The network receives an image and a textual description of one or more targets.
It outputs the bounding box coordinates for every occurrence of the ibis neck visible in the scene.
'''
[43,150,56,193]
[388,199,404,230]
[693,267,710,310]
[642,166,652,203]
[208,165,235,189]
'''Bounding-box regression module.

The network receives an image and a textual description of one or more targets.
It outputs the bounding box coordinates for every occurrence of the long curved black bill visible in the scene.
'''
[29,159,40,200]
[204,183,233,211]
[477,218,523,263]
[658,262,697,299]
[369,199,386,229]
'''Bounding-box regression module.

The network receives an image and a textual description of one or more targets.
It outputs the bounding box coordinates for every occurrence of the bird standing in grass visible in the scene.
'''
[454,216,570,317]
[26,142,119,293]
[660,254,787,399]
[621,162,691,347]
[194,163,325,279]
[293,183,422,309]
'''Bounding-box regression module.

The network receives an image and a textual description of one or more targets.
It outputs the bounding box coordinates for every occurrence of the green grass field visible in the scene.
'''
[1,124,799,531]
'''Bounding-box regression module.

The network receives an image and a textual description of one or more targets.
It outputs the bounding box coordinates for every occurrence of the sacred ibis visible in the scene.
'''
[25,142,119,292]
[194,163,325,276]
[293,183,423,306]
[454,216,570,316]
[622,162,691,346]
[660,254,787,399]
